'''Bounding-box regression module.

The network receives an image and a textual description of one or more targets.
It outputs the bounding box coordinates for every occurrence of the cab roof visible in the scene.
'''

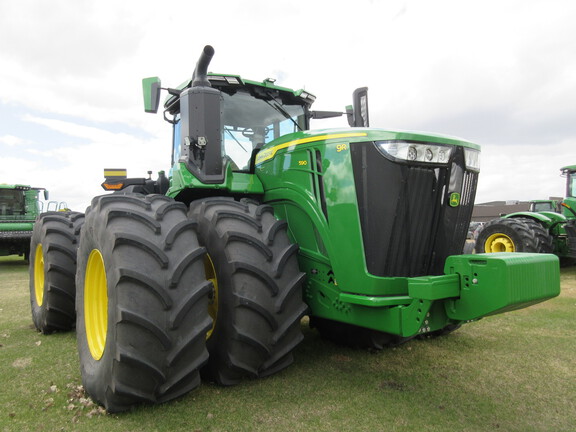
[163,73,316,115]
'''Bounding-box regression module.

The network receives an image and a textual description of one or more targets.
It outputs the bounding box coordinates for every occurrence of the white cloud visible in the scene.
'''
[0,135,24,146]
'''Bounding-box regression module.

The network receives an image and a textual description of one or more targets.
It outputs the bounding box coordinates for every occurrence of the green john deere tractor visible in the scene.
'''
[0,184,50,260]
[477,165,576,261]
[29,45,560,412]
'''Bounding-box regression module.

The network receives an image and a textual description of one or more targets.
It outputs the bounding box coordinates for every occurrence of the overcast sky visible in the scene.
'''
[1,0,575,211]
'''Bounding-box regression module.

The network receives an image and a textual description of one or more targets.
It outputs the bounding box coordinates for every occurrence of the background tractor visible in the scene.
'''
[29,45,560,412]
[0,184,65,260]
[476,165,576,262]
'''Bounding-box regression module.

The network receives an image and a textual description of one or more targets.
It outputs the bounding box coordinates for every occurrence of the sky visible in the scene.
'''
[1,0,575,211]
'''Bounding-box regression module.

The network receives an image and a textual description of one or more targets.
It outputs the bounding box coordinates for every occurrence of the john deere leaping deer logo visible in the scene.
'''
[449,192,461,207]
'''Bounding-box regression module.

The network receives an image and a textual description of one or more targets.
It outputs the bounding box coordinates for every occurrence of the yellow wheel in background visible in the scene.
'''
[84,249,108,361]
[33,244,45,306]
[484,233,516,253]
[476,217,549,254]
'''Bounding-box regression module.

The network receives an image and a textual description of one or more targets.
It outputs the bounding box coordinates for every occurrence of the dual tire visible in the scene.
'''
[29,194,306,412]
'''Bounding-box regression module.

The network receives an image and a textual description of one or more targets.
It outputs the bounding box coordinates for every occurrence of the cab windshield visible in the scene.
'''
[221,88,307,170]
[0,189,25,217]
[532,202,555,212]
[171,86,308,171]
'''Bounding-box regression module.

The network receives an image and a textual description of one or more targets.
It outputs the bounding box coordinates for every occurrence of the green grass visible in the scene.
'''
[1,255,575,432]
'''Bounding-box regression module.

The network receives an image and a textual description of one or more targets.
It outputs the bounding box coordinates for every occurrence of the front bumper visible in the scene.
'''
[323,253,560,337]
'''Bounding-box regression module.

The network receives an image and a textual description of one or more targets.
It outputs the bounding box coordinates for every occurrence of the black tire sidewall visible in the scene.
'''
[75,219,116,407]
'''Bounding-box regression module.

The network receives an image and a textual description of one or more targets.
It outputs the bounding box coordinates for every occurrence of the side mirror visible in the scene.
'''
[43,190,49,200]
[142,77,162,113]
[349,87,369,127]
[310,110,345,120]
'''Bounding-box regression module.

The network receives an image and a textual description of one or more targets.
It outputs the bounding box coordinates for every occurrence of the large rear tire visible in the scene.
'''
[76,194,211,412]
[476,218,541,253]
[189,198,307,385]
[29,211,85,333]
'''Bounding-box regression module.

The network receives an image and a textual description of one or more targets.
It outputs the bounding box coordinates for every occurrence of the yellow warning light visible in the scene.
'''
[102,183,124,190]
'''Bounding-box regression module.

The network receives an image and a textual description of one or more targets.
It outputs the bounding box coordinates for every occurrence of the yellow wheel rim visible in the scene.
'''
[204,254,218,339]
[484,233,516,253]
[85,249,108,360]
[33,244,45,306]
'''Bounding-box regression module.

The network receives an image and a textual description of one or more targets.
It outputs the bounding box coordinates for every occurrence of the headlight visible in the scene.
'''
[375,141,453,165]
[464,147,481,172]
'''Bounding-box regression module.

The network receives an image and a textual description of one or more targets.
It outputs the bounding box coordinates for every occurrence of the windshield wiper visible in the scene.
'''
[263,91,303,131]
[224,127,248,152]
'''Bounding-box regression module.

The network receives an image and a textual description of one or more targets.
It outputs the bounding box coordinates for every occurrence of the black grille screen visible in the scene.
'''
[350,141,478,277]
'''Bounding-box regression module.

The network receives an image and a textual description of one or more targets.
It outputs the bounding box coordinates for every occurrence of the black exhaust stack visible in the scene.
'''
[180,45,224,184]
[192,45,214,87]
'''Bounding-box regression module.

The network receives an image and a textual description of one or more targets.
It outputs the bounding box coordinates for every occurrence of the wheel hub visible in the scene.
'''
[85,249,108,360]
[485,233,516,252]
[33,244,45,306]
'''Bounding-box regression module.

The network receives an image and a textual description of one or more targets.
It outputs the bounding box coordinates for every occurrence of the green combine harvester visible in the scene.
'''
[0,184,49,259]
[29,45,561,412]
[477,165,576,262]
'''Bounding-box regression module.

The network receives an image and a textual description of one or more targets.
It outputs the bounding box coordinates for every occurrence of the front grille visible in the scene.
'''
[350,141,478,277]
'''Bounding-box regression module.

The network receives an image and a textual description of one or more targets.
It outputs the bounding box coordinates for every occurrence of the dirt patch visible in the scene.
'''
[12,357,32,368]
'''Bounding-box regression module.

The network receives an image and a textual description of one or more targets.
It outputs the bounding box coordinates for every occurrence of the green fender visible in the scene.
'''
[504,211,567,230]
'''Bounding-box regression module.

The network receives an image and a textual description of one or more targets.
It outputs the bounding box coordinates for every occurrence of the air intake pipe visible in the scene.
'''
[192,45,215,88]
[180,45,224,184]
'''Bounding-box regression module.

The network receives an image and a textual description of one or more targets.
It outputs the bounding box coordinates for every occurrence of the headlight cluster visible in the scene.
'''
[464,147,481,172]
[375,140,481,172]
[209,75,242,85]
[297,90,317,103]
[375,141,453,165]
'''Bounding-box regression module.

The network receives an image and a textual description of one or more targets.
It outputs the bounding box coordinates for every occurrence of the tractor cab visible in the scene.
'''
[143,45,315,185]
[142,46,368,192]
[164,75,312,174]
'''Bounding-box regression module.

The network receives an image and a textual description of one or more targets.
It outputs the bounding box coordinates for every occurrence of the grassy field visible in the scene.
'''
[1,255,575,432]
